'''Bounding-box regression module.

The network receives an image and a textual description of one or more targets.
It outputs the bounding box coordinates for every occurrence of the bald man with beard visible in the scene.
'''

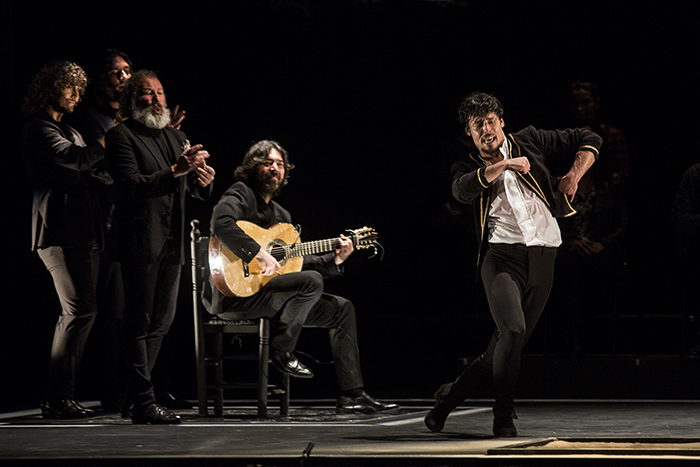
[106,69,215,424]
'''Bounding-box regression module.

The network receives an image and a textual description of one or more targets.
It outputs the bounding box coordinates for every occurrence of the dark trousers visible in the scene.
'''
[121,248,181,409]
[92,256,125,405]
[219,270,364,391]
[38,245,99,402]
[442,243,557,418]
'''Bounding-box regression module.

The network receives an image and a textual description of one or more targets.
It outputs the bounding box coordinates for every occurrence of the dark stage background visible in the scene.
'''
[2,0,700,412]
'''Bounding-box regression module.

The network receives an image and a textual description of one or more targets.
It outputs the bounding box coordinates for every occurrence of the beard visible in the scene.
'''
[257,173,282,197]
[132,103,171,129]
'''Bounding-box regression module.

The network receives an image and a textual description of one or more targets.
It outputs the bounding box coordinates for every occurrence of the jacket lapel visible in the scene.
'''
[163,129,183,165]
[130,121,171,171]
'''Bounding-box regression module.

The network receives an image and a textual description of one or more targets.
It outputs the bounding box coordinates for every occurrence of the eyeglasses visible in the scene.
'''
[108,67,132,78]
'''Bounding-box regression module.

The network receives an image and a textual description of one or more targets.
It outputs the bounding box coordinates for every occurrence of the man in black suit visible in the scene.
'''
[106,70,215,424]
[21,61,109,419]
[65,50,191,412]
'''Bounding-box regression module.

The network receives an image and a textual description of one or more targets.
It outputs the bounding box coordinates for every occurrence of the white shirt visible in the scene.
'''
[485,140,561,247]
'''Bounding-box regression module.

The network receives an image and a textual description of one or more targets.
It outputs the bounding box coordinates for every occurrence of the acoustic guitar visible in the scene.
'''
[209,220,379,297]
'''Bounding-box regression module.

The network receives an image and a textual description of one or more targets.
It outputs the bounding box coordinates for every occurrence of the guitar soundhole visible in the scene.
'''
[269,244,286,262]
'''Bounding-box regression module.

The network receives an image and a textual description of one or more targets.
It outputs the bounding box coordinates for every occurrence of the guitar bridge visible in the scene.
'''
[243,262,249,278]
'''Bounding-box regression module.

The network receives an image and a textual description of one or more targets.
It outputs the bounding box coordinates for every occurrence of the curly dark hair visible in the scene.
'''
[21,61,88,115]
[235,140,295,196]
[117,69,159,121]
[457,92,504,129]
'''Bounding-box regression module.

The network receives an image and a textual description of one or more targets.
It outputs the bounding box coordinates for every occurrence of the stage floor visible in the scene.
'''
[3,399,700,466]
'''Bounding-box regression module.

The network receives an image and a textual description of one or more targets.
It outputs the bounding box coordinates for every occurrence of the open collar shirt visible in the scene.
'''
[485,139,562,247]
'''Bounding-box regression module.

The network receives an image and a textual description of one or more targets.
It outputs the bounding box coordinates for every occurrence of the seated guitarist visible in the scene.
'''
[207,140,398,415]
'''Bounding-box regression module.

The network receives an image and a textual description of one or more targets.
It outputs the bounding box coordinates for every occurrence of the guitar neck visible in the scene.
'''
[283,238,339,259]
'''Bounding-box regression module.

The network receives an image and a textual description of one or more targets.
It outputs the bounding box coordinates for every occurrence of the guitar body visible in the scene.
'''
[209,221,303,298]
[209,220,377,298]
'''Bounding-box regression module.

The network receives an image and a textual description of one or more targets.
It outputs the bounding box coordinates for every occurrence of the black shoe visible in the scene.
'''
[424,383,451,432]
[156,391,193,410]
[131,403,181,425]
[336,391,399,415]
[493,417,517,437]
[41,400,95,419]
[270,350,314,378]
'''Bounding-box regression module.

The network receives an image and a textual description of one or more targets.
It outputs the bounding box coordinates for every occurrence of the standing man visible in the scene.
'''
[106,70,215,424]
[425,92,601,436]
[208,140,398,415]
[66,50,190,412]
[66,49,133,140]
[62,50,132,413]
[21,61,109,418]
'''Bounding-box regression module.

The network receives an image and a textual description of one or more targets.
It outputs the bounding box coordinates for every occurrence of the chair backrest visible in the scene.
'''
[190,219,261,329]
[190,219,214,317]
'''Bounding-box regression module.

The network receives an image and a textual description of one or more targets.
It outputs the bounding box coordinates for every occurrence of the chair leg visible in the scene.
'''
[258,319,270,418]
[213,333,224,417]
[196,334,208,417]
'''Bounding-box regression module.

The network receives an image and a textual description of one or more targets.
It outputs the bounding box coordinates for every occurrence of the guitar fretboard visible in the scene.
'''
[274,239,339,259]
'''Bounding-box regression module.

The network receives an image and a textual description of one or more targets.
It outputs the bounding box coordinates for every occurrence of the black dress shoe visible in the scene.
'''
[493,416,517,437]
[156,391,193,410]
[131,403,181,425]
[41,400,95,419]
[424,383,452,433]
[336,391,399,415]
[270,350,314,378]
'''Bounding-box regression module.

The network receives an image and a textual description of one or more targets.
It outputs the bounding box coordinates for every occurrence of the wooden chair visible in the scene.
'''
[190,219,289,417]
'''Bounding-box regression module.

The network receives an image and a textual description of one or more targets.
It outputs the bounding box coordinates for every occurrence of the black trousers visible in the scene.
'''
[121,246,181,409]
[38,245,99,402]
[219,270,364,392]
[442,243,557,418]
[92,255,125,405]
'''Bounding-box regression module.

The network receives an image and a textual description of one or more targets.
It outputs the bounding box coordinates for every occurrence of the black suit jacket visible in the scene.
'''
[451,126,602,273]
[22,113,107,251]
[106,119,211,264]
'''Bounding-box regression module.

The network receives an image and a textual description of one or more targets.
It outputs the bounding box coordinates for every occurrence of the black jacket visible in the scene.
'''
[22,113,108,250]
[451,126,602,270]
[106,119,211,263]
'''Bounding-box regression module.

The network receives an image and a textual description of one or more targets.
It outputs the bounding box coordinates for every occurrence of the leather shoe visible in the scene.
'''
[131,403,181,425]
[156,391,193,410]
[270,350,314,378]
[493,416,517,437]
[336,391,399,415]
[41,400,95,419]
[424,383,451,432]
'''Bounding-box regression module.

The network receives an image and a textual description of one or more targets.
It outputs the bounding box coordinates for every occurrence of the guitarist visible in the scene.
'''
[208,140,398,415]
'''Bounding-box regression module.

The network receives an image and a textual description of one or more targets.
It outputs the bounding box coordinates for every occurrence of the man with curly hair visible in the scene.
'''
[21,60,111,419]
[425,92,602,437]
